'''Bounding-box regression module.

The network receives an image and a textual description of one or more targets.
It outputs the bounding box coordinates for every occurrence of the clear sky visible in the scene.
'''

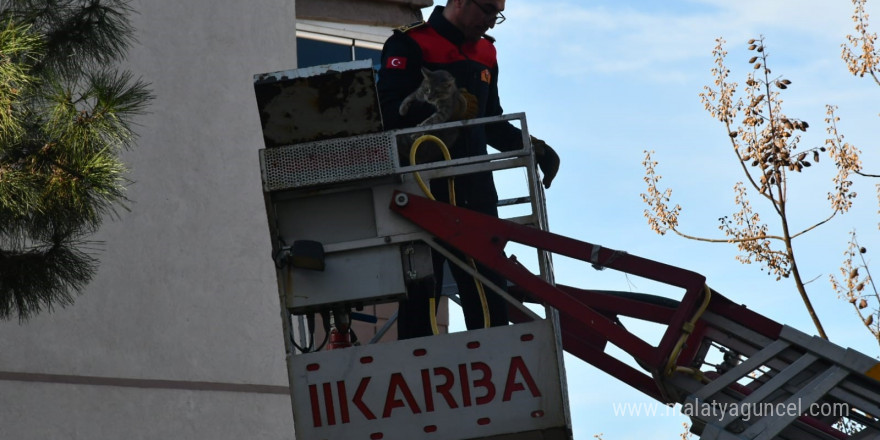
[425,1,879,438]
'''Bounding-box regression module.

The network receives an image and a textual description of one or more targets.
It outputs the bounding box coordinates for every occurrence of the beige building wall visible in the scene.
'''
[0,1,430,439]
[0,1,298,438]
[297,0,429,25]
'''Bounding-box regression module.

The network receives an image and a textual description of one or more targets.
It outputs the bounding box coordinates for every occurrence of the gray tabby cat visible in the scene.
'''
[398,68,468,163]
[399,67,467,127]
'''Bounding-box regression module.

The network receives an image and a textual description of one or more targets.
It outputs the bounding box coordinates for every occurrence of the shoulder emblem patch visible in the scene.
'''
[481,69,492,83]
[395,21,426,33]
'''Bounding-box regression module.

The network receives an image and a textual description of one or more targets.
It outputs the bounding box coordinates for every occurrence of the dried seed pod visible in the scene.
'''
[851,268,860,279]
[860,247,867,254]
[749,44,757,50]
[857,282,866,292]
[859,298,868,308]
[749,56,758,63]
[781,79,791,85]
[754,63,762,69]
[849,296,858,304]
[813,151,819,162]
[865,315,873,326]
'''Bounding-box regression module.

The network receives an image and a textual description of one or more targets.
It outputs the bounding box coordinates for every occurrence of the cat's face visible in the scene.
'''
[421,68,457,100]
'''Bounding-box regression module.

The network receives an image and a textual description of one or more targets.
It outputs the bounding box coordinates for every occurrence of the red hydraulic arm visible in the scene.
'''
[390,191,783,403]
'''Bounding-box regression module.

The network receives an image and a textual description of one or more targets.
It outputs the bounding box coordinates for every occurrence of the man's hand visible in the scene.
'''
[452,89,479,121]
[530,135,560,189]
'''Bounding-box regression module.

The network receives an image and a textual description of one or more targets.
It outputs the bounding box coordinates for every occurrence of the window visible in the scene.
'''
[295,22,388,70]
[296,36,355,67]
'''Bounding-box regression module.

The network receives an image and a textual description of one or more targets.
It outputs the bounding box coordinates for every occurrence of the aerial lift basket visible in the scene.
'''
[255,60,573,440]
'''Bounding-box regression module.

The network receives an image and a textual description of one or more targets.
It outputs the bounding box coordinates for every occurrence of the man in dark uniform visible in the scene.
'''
[378,0,560,339]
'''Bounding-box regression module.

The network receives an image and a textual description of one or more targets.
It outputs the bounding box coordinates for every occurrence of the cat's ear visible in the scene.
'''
[420,67,431,78]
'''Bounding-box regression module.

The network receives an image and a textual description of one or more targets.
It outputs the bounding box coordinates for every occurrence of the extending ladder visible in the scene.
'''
[393,193,880,440]
[664,297,880,440]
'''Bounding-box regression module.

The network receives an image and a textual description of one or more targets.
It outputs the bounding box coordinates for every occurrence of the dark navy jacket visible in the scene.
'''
[377,6,523,211]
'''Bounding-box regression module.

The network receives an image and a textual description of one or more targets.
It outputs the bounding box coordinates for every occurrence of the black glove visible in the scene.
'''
[531,135,560,189]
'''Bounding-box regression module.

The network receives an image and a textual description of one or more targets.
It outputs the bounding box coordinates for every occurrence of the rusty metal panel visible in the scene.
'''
[290,320,570,440]
[253,60,383,147]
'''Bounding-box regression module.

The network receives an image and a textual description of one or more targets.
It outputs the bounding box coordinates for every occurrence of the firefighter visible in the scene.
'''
[378,0,560,339]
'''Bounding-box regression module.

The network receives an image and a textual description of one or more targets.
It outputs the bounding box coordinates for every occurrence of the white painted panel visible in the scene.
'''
[290,320,569,440]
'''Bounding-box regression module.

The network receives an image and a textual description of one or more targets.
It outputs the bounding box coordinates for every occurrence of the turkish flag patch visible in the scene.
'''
[386,56,407,69]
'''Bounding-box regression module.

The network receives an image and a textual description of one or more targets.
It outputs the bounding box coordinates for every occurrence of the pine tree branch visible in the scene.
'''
[0,235,97,321]
[0,0,151,321]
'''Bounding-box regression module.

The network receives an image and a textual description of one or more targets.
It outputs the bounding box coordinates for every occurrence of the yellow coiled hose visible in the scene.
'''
[409,135,491,334]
